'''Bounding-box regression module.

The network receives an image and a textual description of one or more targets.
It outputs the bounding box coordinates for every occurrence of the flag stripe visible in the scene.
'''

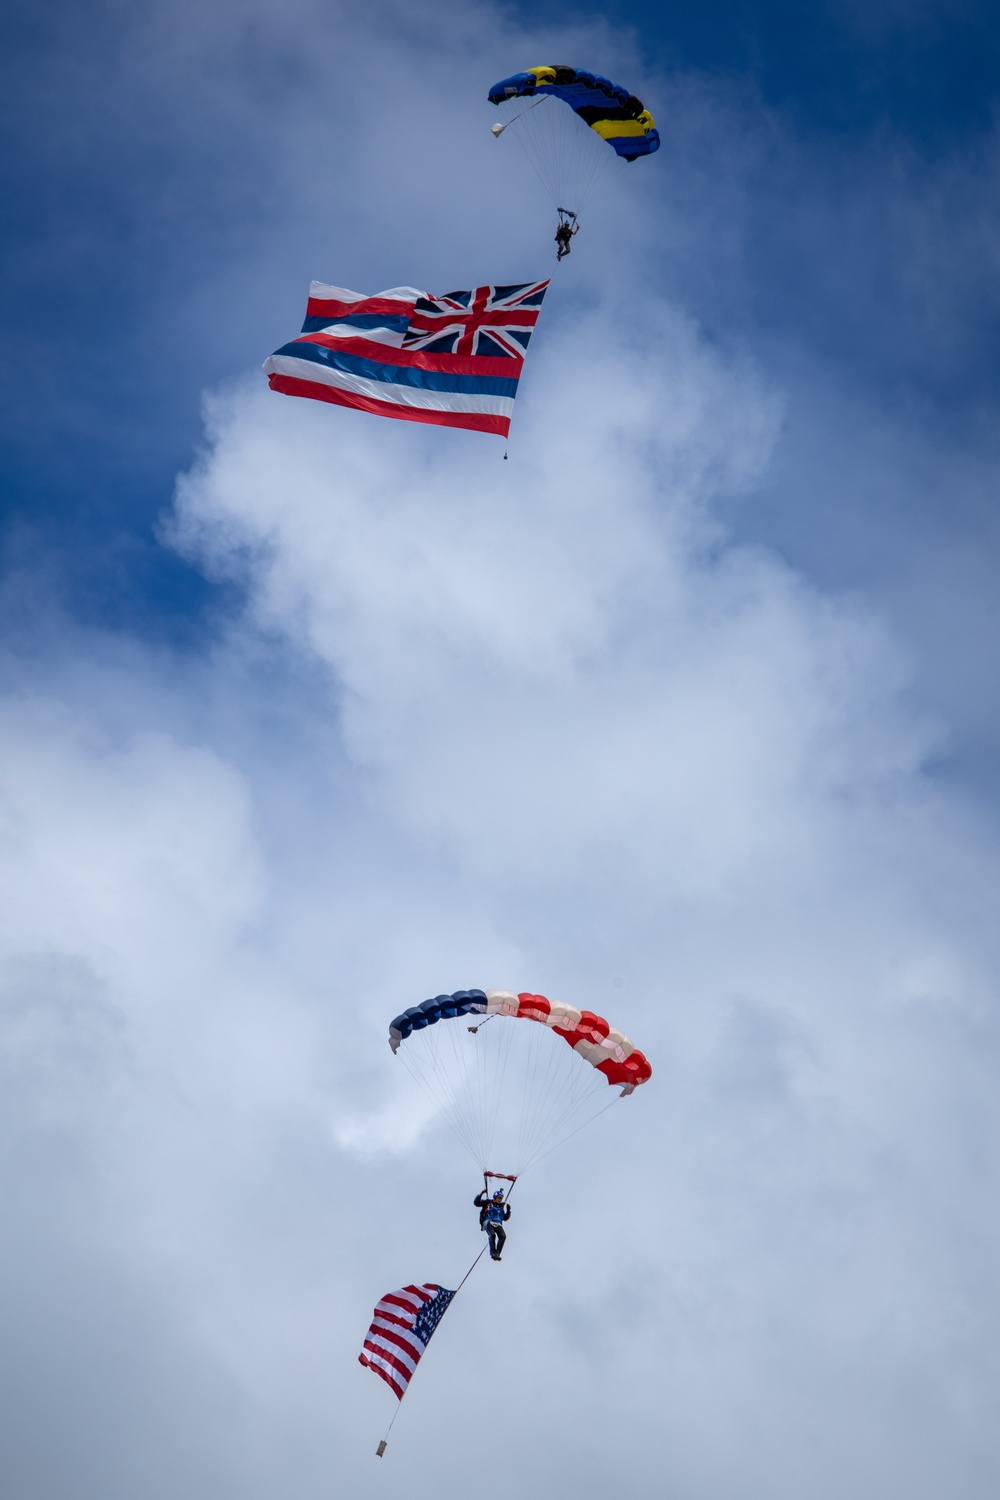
[267,340,520,397]
[266,372,512,435]
[299,331,525,379]
[359,1355,406,1400]
[363,1335,420,1377]
[370,1306,414,1329]
[370,1323,424,1360]
[265,356,513,413]
[307,283,424,308]
[301,312,410,338]
[368,1330,422,1368]
[380,1288,432,1312]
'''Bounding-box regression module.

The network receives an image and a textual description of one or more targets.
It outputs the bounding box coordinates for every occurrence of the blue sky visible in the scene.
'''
[3,3,1000,1497]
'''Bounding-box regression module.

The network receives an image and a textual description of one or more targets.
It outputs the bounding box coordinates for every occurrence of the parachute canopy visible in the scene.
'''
[391,987,651,1091]
[487,66,660,162]
[389,988,651,1176]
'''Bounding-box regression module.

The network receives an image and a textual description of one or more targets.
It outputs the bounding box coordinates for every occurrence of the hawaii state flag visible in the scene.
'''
[263,279,549,437]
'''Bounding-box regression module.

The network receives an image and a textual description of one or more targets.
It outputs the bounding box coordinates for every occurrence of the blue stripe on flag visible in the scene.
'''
[275,340,520,398]
[300,312,411,335]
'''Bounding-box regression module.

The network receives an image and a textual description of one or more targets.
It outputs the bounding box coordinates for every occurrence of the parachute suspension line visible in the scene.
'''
[518,1020,571,1158]
[513,1019,540,1170]
[446,1011,495,1166]
[482,1012,516,1170]
[509,1015,619,1175]
[394,1003,644,1178]
[376,1243,489,1459]
[500,94,559,205]
[439,1016,477,1160]
[518,1092,620,1176]
[516,1013,563,1168]
[401,1032,469,1156]
[499,92,617,219]
[397,1026,483,1169]
[496,93,551,132]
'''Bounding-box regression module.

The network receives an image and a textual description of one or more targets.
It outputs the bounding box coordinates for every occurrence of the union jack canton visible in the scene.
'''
[264,278,549,437]
[403,282,548,359]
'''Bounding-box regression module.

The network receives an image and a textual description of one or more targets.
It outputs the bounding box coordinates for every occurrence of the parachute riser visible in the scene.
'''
[483,1170,518,1218]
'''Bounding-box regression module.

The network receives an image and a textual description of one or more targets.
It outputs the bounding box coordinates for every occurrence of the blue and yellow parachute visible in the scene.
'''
[488,65,660,162]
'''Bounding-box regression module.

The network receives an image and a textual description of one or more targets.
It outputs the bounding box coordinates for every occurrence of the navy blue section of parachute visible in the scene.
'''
[489,69,632,107]
[389,989,488,1051]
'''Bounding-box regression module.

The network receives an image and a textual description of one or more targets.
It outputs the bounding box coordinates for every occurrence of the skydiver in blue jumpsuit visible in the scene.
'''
[474,1188,512,1260]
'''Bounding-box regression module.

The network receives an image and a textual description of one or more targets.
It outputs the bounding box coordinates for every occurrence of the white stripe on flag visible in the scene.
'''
[263,353,515,419]
[370,1320,424,1357]
[308,282,424,304]
[368,1344,420,1374]
[309,323,407,346]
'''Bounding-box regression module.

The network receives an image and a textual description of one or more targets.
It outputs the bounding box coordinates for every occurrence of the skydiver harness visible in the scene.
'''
[485,1201,506,1224]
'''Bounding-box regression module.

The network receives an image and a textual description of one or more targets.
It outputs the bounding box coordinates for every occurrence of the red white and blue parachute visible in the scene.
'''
[389,989,651,1174]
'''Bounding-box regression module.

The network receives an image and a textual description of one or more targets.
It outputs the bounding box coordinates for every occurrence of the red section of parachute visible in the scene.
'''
[553,1009,610,1046]
[513,991,652,1089]
[597,1053,652,1088]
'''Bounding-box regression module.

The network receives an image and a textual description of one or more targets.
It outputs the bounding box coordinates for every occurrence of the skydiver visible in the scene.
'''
[555,208,579,261]
[474,1187,511,1260]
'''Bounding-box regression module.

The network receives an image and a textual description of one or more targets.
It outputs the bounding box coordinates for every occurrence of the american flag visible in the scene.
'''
[264,278,549,437]
[359,1282,456,1400]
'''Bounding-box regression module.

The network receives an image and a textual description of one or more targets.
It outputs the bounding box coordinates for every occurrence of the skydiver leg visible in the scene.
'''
[493,1225,506,1260]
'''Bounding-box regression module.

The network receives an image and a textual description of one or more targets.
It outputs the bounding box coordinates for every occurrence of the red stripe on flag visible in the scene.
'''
[363,1334,418,1374]
[381,1290,430,1313]
[371,1308,412,1329]
[295,332,523,379]
[362,1338,417,1382]
[369,1325,423,1363]
[267,375,510,436]
[359,1355,406,1401]
[305,296,415,320]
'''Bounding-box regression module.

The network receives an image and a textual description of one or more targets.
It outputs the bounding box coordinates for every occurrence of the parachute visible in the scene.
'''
[389,988,651,1176]
[487,65,660,224]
